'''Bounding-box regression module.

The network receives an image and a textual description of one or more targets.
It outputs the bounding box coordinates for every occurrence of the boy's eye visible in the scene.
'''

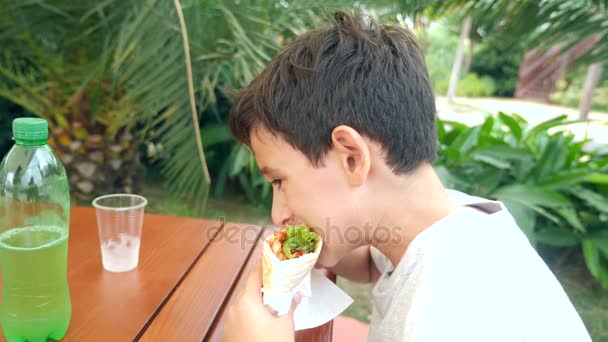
[271,179,282,187]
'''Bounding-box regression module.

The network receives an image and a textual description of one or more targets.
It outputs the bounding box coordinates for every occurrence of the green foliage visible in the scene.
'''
[3,2,608,290]
[0,0,213,203]
[0,98,32,157]
[0,1,138,131]
[470,37,525,97]
[435,113,608,287]
[192,1,363,207]
[0,0,356,205]
[456,73,495,97]
[423,20,458,95]
[396,0,608,66]
[434,73,496,97]
[423,21,498,98]
[550,78,608,113]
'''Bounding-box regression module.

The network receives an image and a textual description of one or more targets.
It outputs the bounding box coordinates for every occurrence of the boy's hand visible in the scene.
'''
[224,261,301,342]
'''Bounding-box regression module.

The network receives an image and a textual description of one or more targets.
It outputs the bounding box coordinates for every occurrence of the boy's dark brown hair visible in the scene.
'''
[229,11,436,174]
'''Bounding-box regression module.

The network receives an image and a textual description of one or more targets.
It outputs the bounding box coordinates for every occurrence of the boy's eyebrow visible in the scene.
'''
[260,166,279,175]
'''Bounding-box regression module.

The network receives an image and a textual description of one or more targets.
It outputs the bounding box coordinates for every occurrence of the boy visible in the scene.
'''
[223,11,591,342]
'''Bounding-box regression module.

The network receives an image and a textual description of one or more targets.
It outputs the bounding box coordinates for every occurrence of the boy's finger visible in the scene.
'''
[287,292,302,316]
[245,261,263,294]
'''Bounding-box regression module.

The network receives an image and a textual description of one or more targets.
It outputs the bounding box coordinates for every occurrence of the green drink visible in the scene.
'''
[0,118,71,341]
[0,226,70,342]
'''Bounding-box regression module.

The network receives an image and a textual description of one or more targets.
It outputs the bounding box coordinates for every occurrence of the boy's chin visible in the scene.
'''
[316,250,340,269]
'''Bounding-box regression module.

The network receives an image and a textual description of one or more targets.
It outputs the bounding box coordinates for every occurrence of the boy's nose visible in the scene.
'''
[271,195,295,227]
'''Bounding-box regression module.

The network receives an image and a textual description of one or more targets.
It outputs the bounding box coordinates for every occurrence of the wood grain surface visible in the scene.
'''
[0,207,223,341]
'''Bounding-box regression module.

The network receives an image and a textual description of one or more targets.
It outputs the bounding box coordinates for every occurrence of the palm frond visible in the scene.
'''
[393,0,608,66]
[173,0,211,185]
[108,0,211,203]
[0,0,365,206]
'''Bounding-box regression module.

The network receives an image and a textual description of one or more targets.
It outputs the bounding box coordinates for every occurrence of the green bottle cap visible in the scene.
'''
[12,118,49,145]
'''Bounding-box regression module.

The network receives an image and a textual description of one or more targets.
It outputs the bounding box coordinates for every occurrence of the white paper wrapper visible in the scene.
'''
[292,269,354,330]
[261,232,353,330]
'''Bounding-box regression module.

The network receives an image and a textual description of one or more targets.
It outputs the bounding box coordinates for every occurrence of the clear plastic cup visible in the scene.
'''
[92,194,147,272]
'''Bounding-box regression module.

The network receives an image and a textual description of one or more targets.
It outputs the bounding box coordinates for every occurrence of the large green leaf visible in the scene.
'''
[497,112,522,142]
[581,239,608,288]
[445,125,480,160]
[479,115,495,137]
[201,124,234,147]
[436,118,446,140]
[440,120,470,145]
[434,165,470,190]
[444,159,506,196]
[568,187,608,213]
[526,116,593,143]
[229,145,250,177]
[585,173,608,185]
[471,153,510,169]
[529,206,561,225]
[495,184,572,208]
[535,228,581,247]
[472,145,532,162]
[591,231,608,257]
[583,239,601,279]
[532,133,568,181]
[565,139,587,168]
[555,207,585,233]
[238,172,256,203]
[538,170,594,190]
[501,199,536,244]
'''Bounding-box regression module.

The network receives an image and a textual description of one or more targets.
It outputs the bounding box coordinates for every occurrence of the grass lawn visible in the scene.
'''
[78,173,272,225]
[143,185,270,226]
[549,250,608,342]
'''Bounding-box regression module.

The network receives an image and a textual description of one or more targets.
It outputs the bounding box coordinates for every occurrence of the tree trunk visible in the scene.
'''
[447,16,472,103]
[557,53,569,84]
[414,16,429,50]
[463,39,475,74]
[48,127,142,201]
[579,62,603,119]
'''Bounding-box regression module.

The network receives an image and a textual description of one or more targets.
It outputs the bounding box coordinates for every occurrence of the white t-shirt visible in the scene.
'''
[367,190,591,342]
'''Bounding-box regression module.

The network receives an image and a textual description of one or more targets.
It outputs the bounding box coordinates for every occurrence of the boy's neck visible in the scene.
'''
[369,163,461,268]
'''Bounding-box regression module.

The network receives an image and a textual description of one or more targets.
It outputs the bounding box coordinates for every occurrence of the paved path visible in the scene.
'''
[436,96,608,148]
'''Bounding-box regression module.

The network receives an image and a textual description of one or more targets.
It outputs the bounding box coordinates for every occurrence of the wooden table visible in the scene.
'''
[0,207,332,341]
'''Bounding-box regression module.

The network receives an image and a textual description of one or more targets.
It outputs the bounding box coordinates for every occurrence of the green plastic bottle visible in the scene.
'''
[0,118,71,342]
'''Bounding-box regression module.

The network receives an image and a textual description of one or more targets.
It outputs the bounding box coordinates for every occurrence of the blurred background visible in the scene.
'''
[1,0,607,340]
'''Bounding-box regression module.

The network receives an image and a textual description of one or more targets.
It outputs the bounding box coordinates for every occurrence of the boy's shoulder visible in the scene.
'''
[446,189,502,211]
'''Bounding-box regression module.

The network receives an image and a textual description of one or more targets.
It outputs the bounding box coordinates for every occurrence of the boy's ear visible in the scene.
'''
[330,125,371,187]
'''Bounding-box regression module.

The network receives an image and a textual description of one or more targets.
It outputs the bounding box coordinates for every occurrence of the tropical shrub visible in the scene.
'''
[435,113,608,286]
